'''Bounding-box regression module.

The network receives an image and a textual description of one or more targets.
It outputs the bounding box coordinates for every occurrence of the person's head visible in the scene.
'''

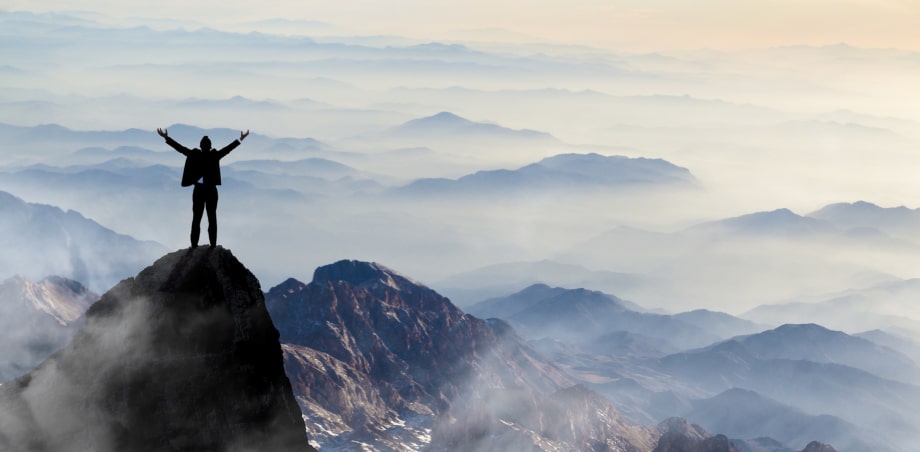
[200,136,212,151]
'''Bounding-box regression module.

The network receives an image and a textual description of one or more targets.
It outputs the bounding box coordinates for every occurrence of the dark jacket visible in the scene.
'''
[165,136,240,186]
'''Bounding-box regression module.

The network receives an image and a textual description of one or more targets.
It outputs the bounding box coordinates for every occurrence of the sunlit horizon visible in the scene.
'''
[7,0,920,52]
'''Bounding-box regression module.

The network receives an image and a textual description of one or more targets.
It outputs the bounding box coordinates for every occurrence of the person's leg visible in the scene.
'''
[191,185,205,248]
[206,186,218,247]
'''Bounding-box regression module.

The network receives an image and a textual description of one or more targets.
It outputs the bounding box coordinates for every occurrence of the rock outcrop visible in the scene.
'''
[0,247,314,452]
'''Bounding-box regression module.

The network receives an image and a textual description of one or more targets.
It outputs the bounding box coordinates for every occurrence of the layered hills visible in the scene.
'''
[463,284,906,451]
[397,152,696,196]
[0,190,165,291]
[467,284,752,351]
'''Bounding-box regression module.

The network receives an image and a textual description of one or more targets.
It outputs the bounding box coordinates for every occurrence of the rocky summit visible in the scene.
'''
[0,247,314,452]
[267,259,658,451]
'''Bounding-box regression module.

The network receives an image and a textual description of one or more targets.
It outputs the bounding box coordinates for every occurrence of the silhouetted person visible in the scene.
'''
[157,127,250,248]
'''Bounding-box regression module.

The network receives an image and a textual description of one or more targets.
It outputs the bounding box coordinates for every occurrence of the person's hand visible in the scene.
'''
[157,128,168,138]
[240,130,250,141]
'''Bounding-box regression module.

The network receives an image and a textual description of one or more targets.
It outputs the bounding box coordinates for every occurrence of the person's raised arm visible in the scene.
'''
[216,129,250,159]
[157,127,191,156]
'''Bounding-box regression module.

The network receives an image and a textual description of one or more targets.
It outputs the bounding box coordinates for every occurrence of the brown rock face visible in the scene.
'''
[0,247,314,452]
[267,259,659,450]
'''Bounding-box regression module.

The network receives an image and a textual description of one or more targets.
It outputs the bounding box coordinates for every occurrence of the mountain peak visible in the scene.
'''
[400,111,472,129]
[773,322,831,334]
[391,111,553,142]
[0,247,314,451]
[688,207,834,236]
[312,259,425,291]
[428,111,466,122]
[280,257,702,449]
[736,322,920,383]
[0,274,97,325]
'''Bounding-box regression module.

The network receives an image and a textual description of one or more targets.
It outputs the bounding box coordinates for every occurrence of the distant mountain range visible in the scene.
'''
[656,331,920,450]
[496,294,916,451]
[673,310,767,341]
[655,417,840,452]
[683,207,920,254]
[730,323,920,384]
[433,259,644,308]
[0,122,156,155]
[743,278,920,335]
[226,158,358,180]
[809,201,920,239]
[0,190,166,291]
[561,202,919,312]
[855,329,920,365]
[684,388,875,452]
[468,284,755,350]
[396,152,697,196]
[685,208,836,237]
[387,111,556,142]
[0,122,332,165]
[0,274,97,382]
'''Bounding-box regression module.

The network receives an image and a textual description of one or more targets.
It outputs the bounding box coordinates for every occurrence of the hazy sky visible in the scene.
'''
[7,0,920,51]
[6,0,920,310]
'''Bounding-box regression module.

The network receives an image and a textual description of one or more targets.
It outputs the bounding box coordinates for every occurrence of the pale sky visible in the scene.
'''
[6,0,920,51]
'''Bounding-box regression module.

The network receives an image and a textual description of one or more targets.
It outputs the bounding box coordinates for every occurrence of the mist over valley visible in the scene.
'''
[2,5,920,451]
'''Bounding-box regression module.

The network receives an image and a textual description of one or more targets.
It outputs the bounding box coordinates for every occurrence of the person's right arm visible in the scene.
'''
[157,128,191,156]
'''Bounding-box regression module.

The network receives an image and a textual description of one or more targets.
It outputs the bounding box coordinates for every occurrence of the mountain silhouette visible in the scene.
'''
[808,201,920,240]
[470,284,719,350]
[0,247,314,452]
[389,111,556,141]
[733,323,920,384]
[396,152,696,197]
[684,208,835,237]
[684,388,874,452]
[657,337,920,449]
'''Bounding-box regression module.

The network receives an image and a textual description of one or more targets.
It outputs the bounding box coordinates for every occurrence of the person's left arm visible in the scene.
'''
[158,128,192,156]
[216,130,249,159]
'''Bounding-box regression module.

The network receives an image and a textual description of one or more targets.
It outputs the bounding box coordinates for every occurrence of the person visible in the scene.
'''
[157,127,250,248]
